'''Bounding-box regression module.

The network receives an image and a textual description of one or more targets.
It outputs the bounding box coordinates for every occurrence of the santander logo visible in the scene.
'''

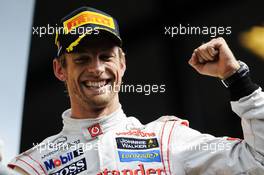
[97,164,164,175]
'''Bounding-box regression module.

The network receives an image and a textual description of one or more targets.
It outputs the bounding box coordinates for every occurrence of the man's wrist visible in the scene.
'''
[221,61,241,80]
[221,61,249,88]
[221,61,259,100]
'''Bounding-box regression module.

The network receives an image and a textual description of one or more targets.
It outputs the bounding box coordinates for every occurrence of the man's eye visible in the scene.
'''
[74,57,87,64]
[100,55,113,61]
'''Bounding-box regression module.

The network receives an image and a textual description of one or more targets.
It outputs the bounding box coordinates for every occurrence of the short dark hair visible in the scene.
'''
[57,53,67,68]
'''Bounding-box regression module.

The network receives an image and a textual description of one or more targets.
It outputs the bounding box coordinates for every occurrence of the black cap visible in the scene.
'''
[55,7,122,57]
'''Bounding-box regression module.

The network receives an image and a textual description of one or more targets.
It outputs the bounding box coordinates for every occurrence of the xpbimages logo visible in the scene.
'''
[44,147,84,171]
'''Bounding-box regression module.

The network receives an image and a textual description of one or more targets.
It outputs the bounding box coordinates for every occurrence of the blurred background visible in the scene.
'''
[1,0,264,164]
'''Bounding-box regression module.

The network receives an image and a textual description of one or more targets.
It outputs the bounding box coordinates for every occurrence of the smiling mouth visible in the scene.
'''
[82,79,112,89]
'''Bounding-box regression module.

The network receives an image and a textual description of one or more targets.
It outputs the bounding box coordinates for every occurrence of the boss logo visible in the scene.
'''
[51,158,87,175]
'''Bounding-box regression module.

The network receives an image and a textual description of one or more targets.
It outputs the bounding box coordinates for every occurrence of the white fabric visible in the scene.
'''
[9,88,264,175]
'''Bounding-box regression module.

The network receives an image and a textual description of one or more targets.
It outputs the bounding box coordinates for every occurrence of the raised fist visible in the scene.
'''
[188,37,240,79]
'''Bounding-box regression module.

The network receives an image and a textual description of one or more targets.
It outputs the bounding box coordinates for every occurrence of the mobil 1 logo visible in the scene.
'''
[44,147,84,171]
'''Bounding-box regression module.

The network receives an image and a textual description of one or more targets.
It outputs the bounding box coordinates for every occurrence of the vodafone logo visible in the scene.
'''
[91,127,100,135]
[88,123,103,138]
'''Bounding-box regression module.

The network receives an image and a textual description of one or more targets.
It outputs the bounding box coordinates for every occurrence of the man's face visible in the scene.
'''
[54,38,126,111]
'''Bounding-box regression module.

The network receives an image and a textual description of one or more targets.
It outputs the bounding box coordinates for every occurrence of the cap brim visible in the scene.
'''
[90,28,122,46]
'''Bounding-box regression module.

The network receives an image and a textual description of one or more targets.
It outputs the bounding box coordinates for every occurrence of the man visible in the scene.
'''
[9,6,264,175]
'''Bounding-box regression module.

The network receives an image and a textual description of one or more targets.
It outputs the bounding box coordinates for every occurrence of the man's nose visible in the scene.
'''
[87,57,104,76]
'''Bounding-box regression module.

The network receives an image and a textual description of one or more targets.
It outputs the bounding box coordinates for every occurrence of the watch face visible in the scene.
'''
[237,61,249,76]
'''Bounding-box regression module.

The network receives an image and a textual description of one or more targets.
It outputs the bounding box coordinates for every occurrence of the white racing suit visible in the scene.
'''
[8,88,264,175]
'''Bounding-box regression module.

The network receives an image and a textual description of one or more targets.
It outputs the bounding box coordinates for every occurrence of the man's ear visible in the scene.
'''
[119,49,126,77]
[53,58,66,81]
[120,56,126,77]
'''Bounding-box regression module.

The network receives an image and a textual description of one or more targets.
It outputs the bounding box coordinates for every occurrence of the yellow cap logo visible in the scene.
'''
[63,11,115,34]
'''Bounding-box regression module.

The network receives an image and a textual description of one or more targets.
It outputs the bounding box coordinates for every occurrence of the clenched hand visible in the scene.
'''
[188,37,240,79]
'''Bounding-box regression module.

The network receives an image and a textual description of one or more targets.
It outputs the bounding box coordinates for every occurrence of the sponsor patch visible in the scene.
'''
[44,147,84,171]
[116,137,159,150]
[118,150,161,162]
[88,123,103,138]
[50,158,87,175]
[116,130,156,137]
[97,164,164,175]
[50,136,67,147]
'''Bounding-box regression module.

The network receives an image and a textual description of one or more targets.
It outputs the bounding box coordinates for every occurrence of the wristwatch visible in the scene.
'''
[221,60,249,88]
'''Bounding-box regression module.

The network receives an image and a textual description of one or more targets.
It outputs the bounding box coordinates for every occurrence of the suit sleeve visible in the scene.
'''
[169,75,264,174]
[231,87,264,163]
[8,153,46,175]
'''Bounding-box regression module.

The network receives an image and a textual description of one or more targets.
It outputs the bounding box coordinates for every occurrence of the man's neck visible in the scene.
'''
[70,100,120,119]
